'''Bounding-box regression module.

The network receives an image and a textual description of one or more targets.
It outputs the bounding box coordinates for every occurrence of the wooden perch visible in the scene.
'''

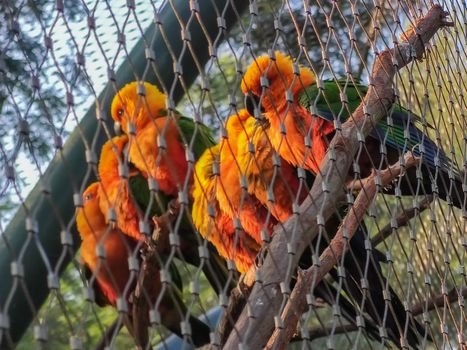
[266,153,419,349]
[218,265,257,345]
[130,200,181,348]
[412,286,467,315]
[151,199,181,253]
[294,286,467,343]
[371,196,433,247]
[224,5,452,348]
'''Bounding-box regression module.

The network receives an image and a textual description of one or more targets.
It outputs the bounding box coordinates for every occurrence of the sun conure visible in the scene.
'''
[76,182,211,347]
[215,109,277,246]
[109,82,232,293]
[217,110,427,347]
[192,142,261,273]
[241,51,465,209]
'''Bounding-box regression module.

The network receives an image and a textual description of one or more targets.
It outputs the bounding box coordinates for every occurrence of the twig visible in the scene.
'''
[266,153,420,349]
[224,5,452,348]
[294,286,467,343]
[132,244,160,349]
[130,201,180,349]
[412,286,467,315]
[371,196,433,247]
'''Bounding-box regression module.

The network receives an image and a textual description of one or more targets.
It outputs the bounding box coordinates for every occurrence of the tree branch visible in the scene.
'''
[224,5,452,348]
[294,286,467,343]
[371,196,433,247]
[266,153,419,349]
[412,286,467,315]
[130,200,180,348]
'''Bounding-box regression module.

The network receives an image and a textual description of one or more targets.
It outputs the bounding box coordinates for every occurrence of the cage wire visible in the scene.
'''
[0,0,465,349]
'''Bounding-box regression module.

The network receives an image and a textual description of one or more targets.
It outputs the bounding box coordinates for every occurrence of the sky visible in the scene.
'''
[1,1,159,227]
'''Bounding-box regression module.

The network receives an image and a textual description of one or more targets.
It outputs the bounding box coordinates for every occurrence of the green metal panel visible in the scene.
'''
[0,0,248,346]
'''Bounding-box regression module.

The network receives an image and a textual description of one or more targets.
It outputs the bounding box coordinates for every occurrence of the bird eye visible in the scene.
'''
[84,193,94,202]
[117,108,124,118]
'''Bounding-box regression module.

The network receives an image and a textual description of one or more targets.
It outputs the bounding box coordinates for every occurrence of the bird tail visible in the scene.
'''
[158,284,212,347]
[178,229,235,295]
[340,224,428,348]
[203,242,236,294]
[314,279,381,342]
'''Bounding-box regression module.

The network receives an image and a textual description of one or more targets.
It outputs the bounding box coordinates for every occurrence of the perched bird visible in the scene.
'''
[111,81,214,196]
[212,109,426,347]
[216,109,277,245]
[76,182,211,347]
[241,51,465,209]
[192,142,261,273]
[77,182,137,307]
[109,82,232,293]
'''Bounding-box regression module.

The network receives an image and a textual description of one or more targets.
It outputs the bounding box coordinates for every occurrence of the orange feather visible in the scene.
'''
[241,51,334,174]
[76,182,136,306]
[111,81,189,195]
[192,143,259,273]
[217,110,275,245]
[98,135,143,241]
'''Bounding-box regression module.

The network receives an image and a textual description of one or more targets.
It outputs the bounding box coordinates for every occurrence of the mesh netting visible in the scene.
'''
[0,0,465,349]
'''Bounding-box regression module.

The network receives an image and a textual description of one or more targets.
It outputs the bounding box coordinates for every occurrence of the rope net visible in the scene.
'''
[0,0,465,349]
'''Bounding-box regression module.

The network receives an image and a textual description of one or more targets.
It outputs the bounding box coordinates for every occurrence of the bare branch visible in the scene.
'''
[130,200,181,349]
[371,196,433,247]
[224,5,452,348]
[412,286,467,315]
[295,286,467,343]
[151,199,181,253]
[266,153,420,349]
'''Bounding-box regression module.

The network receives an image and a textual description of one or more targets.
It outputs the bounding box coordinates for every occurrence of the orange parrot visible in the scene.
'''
[109,82,232,293]
[77,182,136,307]
[192,143,260,273]
[214,109,427,347]
[240,63,430,347]
[216,109,277,245]
[241,51,464,208]
[111,81,213,196]
[76,182,211,347]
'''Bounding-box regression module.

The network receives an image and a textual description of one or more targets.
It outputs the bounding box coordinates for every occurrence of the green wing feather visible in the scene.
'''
[158,109,216,159]
[297,79,453,174]
[177,115,216,159]
[128,170,172,217]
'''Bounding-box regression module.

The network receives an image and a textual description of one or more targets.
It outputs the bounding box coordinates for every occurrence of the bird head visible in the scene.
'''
[76,182,106,239]
[111,81,166,134]
[241,51,314,117]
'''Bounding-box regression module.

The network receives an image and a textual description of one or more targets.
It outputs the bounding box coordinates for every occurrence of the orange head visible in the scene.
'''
[241,51,315,115]
[76,182,106,240]
[111,81,167,134]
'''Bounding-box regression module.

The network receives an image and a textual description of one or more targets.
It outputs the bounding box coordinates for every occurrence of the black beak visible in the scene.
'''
[245,93,265,117]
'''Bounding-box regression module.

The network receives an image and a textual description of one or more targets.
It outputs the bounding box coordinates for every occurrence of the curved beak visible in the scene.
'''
[244,93,265,118]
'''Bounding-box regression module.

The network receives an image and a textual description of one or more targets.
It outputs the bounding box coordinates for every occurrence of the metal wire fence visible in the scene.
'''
[0,0,465,349]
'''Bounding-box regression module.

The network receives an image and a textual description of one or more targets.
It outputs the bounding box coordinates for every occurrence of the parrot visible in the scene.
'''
[241,51,465,210]
[76,182,211,347]
[192,142,262,274]
[210,109,427,347]
[108,82,232,294]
